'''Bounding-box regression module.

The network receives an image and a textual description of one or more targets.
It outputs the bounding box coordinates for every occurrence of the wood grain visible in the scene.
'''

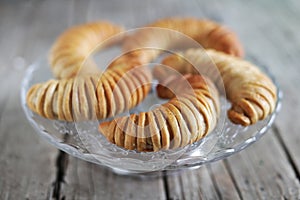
[179,167,220,200]
[0,1,55,199]
[63,158,166,200]
[226,131,300,199]
[0,1,81,199]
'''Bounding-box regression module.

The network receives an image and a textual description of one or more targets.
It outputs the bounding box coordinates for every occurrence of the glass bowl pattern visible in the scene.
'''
[21,56,282,174]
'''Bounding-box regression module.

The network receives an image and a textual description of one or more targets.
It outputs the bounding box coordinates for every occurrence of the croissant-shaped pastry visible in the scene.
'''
[49,21,124,79]
[99,74,220,152]
[154,49,277,126]
[26,64,152,121]
[122,17,244,64]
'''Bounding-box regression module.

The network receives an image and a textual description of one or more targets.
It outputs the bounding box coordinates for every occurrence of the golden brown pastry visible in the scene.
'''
[122,17,244,64]
[49,21,124,79]
[154,49,277,126]
[99,74,220,152]
[26,63,152,121]
[28,20,156,122]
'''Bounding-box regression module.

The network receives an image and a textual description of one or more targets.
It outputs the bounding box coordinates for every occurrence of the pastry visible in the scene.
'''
[99,74,220,151]
[49,21,124,79]
[26,63,152,121]
[154,49,277,126]
[122,17,244,64]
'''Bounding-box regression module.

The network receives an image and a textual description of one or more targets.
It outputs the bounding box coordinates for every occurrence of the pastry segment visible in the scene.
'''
[153,49,277,126]
[99,75,220,152]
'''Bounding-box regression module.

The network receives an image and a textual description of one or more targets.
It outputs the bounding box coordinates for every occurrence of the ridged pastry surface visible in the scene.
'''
[153,49,277,126]
[99,74,220,152]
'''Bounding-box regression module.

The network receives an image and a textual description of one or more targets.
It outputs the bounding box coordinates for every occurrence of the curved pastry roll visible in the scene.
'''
[26,64,152,121]
[122,17,244,64]
[99,74,220,152]
[49,21,124,79]
[154,49,277,126]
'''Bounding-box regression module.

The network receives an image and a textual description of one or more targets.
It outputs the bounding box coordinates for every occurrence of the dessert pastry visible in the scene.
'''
[27,21,154,122]
[26,63,152,121]
[153,49,277,126]
[99,74,220,152]
[49,21,124,79]
[122,17,244,64]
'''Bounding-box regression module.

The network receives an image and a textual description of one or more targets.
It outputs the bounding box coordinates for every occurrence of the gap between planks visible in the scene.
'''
[273,124,300,182]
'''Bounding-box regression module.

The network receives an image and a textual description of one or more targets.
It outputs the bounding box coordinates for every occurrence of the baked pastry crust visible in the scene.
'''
[99,74,220,152]
[28,21,156,121]
[26,63,152,121]
[153,49,277,126]
[122,17,244,64]
[49,21,124,79]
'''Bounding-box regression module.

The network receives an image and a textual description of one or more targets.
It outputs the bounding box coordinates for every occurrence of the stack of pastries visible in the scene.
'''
[26,17,277,152]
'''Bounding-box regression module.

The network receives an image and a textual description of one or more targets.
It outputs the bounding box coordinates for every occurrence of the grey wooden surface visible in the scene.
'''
[1,0,300,199]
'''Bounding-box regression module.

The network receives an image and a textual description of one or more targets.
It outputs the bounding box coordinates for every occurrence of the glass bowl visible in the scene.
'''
[21,56,282,175]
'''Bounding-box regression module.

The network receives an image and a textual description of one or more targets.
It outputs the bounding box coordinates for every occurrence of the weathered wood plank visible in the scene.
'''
[63,157,166,200]
[0,69,56,199]
[0,1,55,199]
[0,1,75,199]
[161,0,300,199]
[199,0,300,199]
[164,163,241,200]
[164,172,185,200]
[208,162,241,200]
[19,0,77,63]
[211,1,300,198]
[256,0,300,180]
[179,167,220,200]
[226,130,300,199]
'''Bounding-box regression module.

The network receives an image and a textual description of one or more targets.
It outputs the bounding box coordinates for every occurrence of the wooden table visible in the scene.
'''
[1,0,300,199]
